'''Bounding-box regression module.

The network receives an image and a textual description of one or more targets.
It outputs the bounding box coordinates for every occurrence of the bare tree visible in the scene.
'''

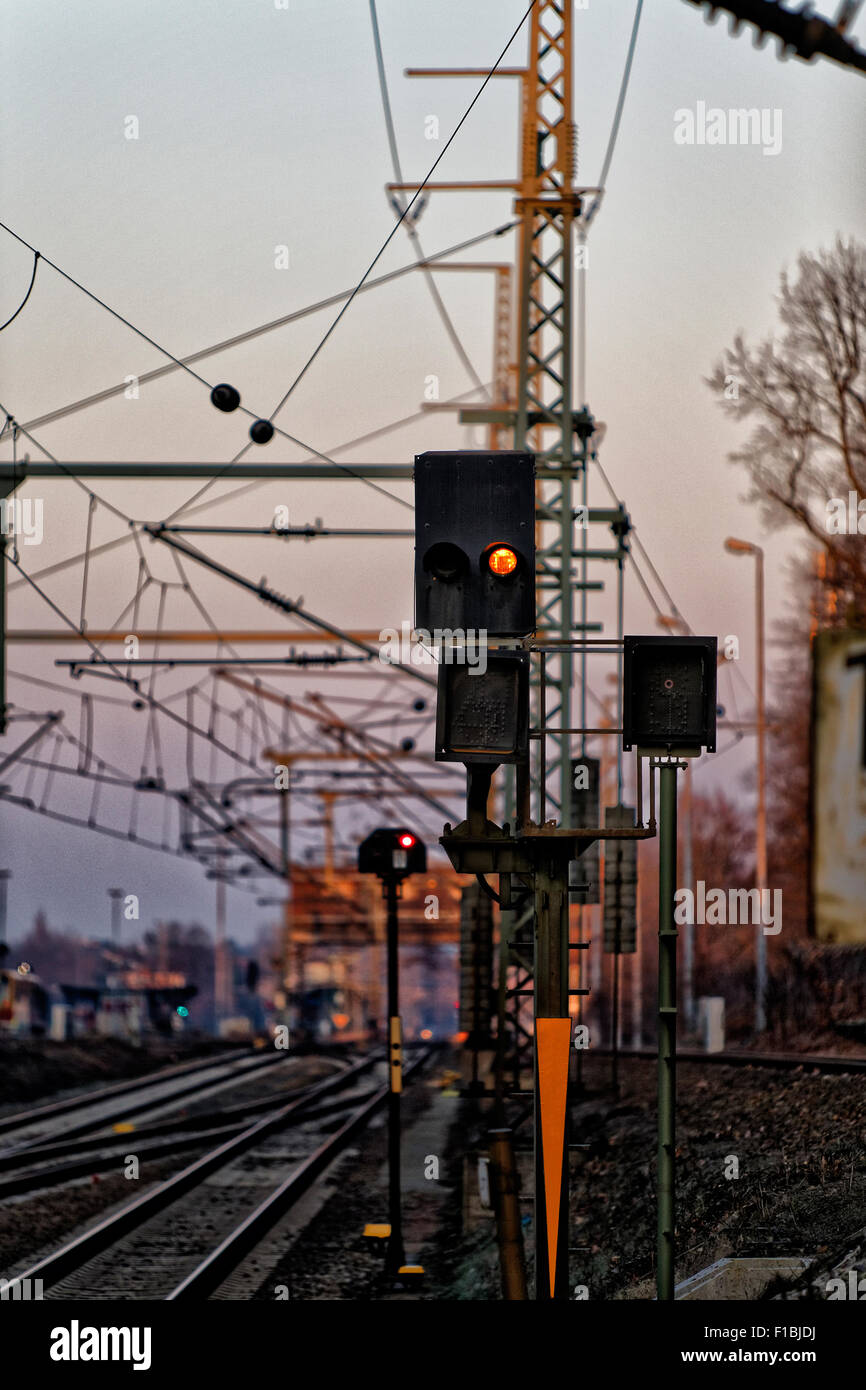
[708,236,866,616]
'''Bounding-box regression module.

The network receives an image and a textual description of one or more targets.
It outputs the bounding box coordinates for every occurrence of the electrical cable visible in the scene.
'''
[18,224,515,435]
[262,0,537,426]
[584,0,644,227]
[369,0,491,401]
[0,251,39,332]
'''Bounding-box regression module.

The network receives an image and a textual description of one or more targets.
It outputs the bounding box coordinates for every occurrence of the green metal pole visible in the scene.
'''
[0,535,6,736]
[657,761,679,1301]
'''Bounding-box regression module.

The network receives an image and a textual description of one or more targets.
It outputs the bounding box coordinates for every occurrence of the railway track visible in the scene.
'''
[600,1047,866,1075]
[2,1049,431,1300]
[0,1072,370,1199]
[0,1047,245,1137]
[0,1046,298,1156]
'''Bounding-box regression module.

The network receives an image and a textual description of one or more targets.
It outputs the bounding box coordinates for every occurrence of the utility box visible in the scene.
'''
[622,636,718,754]
[697,996,725,1053]
[414,451,535,637]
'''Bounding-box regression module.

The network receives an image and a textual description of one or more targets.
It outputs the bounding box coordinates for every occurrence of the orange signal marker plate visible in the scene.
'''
[536,1017,572,1298]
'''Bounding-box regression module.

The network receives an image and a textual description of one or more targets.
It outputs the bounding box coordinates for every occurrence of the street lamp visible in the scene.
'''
[724,537,767,1034]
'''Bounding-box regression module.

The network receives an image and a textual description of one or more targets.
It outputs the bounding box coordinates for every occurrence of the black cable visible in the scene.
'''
[0,221,212,392]
[0,251,39,332]
[264,0,538,425]
[584,0,644,227]
[7,552,262,772]
[19,222,515,435]
[369,0,491,401]
[0,398,136,526]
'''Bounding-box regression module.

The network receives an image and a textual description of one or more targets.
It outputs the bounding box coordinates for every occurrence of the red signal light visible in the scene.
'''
[399,833,415,849]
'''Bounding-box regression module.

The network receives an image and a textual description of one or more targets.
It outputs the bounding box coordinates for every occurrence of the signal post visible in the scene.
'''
[416,450,718,1300]
[358,826,426,1281]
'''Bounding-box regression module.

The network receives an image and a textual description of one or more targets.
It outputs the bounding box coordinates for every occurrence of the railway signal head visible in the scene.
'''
[414,451,535,638]
[622,636,718,754]
[358,827,427,880]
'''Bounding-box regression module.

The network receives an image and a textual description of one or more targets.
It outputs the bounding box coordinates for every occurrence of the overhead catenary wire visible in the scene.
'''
[584,0,644,228]
[369,0,491,402]
[6,381,492,592]
[6,553,265,773]
[165,1,539,515]
[0,398,136,527]
[261,0,538,427]
[0,222,510,523]
[16,223,515,435]
[0,250,39,333]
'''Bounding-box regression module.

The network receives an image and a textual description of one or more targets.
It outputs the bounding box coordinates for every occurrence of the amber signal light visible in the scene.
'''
[487,545,518,577]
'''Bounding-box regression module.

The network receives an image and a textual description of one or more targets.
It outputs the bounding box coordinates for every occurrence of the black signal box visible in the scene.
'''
[414,451,535,637]
[358,828,427,880]
[622,636,718,753]
[435,651,530,765]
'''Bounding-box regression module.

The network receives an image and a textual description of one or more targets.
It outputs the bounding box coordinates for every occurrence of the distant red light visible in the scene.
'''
[399,834,415,849]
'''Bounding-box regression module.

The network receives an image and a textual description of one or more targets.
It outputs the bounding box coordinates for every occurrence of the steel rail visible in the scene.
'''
[1,1050,291,1156]
[0,1086,379,1199]
[596,1047,866,1075]
[0,1068,352,1172]
[4,1055,378,1295]
[166,1048,434,1299]
[0,1047,252,1137]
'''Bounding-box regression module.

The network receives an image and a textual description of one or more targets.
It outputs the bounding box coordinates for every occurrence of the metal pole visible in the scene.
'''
[574,902,584,1092]
[657,762,679,1301]
[384,876,405,1275]
[611,950,620,1095]
[631,901,643,1049]
[0,871,9,948]
[488,1127,528,1299]
[755,548,768,1034]
[682,767,695,1033]
[0,533,6,736]
[214,864,231,1025]
[108,888,123,946]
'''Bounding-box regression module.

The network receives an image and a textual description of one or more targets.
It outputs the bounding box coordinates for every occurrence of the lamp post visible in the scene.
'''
[357,827,426,1281]
[724,538,767,1034]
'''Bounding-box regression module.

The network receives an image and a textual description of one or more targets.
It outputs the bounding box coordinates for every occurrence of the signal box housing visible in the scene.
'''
[435,651,530,764]
[414,451,536,638]
[357,828,427,880]
[622,636,718,753]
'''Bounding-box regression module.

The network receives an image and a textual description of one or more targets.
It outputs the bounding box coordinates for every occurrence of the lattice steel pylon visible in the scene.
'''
[454,4,609,1105]
[402,8,631,1295]
[514,0,580,827]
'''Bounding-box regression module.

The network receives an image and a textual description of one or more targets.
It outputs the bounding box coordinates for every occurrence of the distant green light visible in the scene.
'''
[176,1006,189,1017]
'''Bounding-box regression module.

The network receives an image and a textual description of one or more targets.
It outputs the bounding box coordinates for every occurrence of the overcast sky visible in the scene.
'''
[0,0,864,946]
